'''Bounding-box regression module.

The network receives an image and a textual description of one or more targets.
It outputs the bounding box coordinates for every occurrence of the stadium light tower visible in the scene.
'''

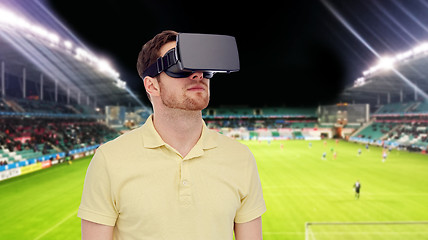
[378,57,395,70]
[321,0,428,100]
[0,2,146,107]
[0,4,122,80]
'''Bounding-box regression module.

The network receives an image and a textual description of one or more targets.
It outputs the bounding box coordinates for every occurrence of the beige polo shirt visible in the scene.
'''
[78,115,266,240]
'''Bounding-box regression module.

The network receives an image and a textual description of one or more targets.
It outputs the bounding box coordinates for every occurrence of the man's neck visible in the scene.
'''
[152,108,203,157]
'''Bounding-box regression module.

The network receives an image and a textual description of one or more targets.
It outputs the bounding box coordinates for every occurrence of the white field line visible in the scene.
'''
[34,210,78,240]
[304,231,428,235]
[263,231,428,235]
[264,231,305,235]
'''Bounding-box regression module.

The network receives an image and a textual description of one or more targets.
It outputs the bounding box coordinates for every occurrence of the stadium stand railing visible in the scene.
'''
[374,102,415,115]
[0,98,103,119]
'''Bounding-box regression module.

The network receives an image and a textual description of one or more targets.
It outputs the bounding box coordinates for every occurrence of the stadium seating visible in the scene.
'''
[386,122,428,147]
[374,102,414,114]
[2,99,428,170]
[408,101,428,113]
[260,107,317,117]
[0,97,102,118]
[355,122,398,140]
[374,101,428,115]
[0,117,120,164]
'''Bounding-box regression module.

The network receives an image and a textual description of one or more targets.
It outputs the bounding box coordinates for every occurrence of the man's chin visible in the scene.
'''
[184,95,209,111]
[163,98,209,111]
[185,100,209,111]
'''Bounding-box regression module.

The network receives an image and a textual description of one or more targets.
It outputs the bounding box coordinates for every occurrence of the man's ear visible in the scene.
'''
[143,76,160,97]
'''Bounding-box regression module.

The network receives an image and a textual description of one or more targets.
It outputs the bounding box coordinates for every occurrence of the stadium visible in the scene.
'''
[1,1,428,240]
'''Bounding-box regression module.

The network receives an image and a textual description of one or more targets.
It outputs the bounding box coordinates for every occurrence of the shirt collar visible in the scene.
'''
[141,114,218,151]
[140,115,165,149]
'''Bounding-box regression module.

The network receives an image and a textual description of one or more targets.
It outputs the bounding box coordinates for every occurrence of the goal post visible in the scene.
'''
[305,221,428,240]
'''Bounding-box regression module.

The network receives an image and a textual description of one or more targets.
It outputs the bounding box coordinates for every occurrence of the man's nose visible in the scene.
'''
[189,72,203,80]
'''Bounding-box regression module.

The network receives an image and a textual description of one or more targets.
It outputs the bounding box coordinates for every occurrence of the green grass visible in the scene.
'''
[0,157,89,240]
[1,140,428,239]
[248,140,428,239]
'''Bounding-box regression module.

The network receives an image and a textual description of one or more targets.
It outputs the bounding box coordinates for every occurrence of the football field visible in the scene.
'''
[1,139,428,239]
[249,139,428,239]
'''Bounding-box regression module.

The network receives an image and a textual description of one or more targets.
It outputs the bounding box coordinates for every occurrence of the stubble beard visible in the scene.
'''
[160,85,210,111]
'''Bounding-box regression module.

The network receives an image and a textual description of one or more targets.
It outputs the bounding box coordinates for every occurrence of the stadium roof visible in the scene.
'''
[340,47,428,105]
[0,1,145,108]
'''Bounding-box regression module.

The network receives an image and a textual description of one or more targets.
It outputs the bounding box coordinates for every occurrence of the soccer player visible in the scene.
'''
[353,180,361,199]
[78,30,266,240]
[322,152,327,160]
[357,148,362,156]
[382,151,387,162]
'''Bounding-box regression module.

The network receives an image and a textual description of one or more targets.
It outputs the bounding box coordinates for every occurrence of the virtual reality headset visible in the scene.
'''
[142,33,240,79]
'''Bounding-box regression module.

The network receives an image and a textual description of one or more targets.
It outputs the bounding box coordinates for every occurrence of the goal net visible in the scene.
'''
[305,221,428,240]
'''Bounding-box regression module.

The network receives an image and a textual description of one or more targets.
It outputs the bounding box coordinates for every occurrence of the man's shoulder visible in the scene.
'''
[99,126,144,153]
[208,129,250,153]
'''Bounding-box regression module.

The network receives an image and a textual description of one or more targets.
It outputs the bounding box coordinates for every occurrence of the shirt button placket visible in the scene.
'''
[179,160,192,205]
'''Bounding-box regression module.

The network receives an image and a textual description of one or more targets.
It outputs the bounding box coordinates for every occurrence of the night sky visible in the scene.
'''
[44,0,428,108]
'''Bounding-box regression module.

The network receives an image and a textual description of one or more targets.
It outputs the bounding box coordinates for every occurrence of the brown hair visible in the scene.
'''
[136,30,178,80]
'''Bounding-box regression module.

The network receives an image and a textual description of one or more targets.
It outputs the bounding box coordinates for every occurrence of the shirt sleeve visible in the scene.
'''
[77,147,118,226]
[234,149,267,223]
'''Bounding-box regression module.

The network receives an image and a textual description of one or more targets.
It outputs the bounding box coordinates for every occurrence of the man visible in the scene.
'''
[78,30,266,240]
[382,150,387,162]
[353,180,361,199]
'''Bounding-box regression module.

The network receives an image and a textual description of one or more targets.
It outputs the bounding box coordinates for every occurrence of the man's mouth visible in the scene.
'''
[187,85,206,91]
